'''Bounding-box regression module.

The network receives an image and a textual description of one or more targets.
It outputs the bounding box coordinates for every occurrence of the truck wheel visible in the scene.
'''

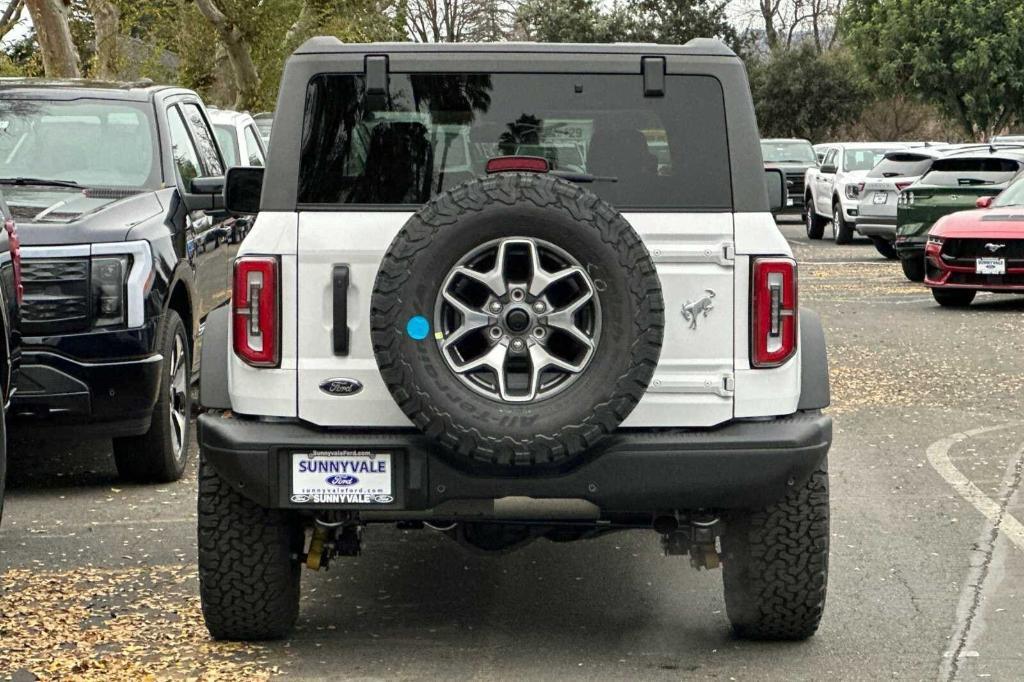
[900,256,925,282]
[722,460,829,640]
[113,310,191,483]
[832,203,854,245]
[371,173,664,469]
[932,288,976,307]
[870,237,898,260]
[197,456,301,640]
[804,199,826,239]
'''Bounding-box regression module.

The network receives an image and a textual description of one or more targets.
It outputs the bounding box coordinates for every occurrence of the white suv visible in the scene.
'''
[196,38,833,642]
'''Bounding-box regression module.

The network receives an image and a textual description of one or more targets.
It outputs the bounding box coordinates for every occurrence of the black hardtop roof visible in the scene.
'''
[294,37,737,59]
[0,77,193,102]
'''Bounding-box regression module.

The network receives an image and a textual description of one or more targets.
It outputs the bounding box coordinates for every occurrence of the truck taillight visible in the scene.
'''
[4,219,22,304]
[233,256,279,367]
[751,257,797,368]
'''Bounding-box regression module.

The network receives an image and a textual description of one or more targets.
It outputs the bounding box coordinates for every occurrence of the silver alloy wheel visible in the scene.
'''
[434,237,601,403]
[168,332,188,459]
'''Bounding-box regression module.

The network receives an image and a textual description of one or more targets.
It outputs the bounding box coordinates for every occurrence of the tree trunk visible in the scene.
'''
[24,0,80,78]
[194,0,260,110]
[86,0,120,80]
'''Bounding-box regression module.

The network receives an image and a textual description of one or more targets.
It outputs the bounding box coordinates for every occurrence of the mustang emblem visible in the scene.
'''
[681,290,716,330]
[984,242,1006,253]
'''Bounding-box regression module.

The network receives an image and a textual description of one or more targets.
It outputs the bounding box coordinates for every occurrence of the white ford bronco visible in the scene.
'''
[196,38,833,642]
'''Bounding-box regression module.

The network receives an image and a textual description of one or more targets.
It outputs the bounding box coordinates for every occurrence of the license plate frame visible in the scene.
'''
[287,449,399,506]
[976,257,1006,275]
[872,191,887,204]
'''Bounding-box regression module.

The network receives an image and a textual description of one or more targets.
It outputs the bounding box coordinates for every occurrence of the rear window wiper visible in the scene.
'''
[0,177,85,189]
[550,170,618,184]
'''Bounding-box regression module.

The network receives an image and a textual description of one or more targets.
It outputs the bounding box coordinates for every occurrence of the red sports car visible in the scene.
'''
[925,177,1024,307]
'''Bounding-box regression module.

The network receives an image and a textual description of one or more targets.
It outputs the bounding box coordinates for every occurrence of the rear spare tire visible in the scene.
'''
[371,173,664,468]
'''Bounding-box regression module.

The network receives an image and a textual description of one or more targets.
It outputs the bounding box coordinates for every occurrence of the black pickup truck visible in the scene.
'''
[0,190,21,523]
[0,79,235,483]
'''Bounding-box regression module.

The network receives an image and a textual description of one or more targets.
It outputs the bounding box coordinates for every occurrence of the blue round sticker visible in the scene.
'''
[406,315,430,340]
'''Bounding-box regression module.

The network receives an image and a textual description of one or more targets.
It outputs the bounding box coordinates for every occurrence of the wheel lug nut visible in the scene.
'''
[489,327,502,339]
[511,338,525,351]
[489,301,502,313]
[532,327,545,339]
[511,289,525,302]
[532,301,545,313]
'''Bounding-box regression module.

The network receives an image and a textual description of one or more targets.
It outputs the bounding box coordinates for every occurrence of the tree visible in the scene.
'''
[613,0,740,51]
[0,1,26,40]
[24,0,80,77]
[748,44,867,141]
[193,0,261,110]
[516,0,617,43]
[843,0,1024,140]
[85,0,119,79]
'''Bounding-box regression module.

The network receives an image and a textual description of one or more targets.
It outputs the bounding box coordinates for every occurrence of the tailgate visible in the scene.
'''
[295,211,735,428]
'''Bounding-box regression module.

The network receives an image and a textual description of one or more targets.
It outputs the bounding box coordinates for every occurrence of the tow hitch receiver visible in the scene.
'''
[304,522,362,570]
[660,516,722,570]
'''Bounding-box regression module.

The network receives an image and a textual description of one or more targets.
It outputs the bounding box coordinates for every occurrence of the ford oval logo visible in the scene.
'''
[326,474,359,487]
[319,378,363,396]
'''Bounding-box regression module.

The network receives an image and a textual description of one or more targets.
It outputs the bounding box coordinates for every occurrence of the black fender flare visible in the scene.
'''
[798,308,830,410]
[199,304,232,410]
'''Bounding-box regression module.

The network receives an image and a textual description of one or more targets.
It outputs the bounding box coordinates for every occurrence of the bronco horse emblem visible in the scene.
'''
[681,289,716,330]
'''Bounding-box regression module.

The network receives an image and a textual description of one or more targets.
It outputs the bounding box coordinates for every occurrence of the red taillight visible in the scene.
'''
[4,219,22,304]
[485,156,550,174]
[233,256,279,367]
[895,181,913,191]
[751,257,797,368]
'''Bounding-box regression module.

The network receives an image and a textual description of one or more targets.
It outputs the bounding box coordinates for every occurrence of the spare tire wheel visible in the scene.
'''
[371,173,664,468]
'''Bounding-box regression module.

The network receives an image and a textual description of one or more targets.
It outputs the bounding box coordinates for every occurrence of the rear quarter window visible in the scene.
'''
[297,73,731,210]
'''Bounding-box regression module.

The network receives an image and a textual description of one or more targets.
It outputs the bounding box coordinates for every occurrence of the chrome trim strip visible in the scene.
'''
[20,244,91,258]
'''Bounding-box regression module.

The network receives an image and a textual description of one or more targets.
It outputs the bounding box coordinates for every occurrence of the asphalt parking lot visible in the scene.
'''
[2,217,1024,681]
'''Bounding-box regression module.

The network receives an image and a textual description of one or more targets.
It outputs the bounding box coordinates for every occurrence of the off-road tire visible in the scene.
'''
[371,173,664,469]
[870,237,898,260]
[932,288,976,307]
[832,203,854,244]
[722,459,829,640]
[900,256,925,282]
[113,310,191,483]
[197,456,301,640]
[804,198,826,239]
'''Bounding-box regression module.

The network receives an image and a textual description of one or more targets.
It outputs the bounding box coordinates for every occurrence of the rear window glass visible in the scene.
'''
[867,154,933,178]
[843,148,893,172]
[298,73,731,209]
[922,158,1021,186]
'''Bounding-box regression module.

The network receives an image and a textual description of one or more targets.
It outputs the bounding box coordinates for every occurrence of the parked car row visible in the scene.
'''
[0,77,269,520]
[767,135,1024,307]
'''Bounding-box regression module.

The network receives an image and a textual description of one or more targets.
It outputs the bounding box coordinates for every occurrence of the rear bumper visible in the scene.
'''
[856,216,896,240]
[198,411,832,515]
[895,237,925,261]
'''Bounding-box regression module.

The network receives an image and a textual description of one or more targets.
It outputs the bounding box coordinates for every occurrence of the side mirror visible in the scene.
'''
[183,175,225,212]
[764,167,787,213]
[224,166,264,215]
[976,196,994,209]
[819,163,838,175]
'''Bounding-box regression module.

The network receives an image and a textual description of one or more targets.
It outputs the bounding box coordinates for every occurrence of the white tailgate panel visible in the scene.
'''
[620,213,734,427]
[297,211,734,428]
[298,212,415,426]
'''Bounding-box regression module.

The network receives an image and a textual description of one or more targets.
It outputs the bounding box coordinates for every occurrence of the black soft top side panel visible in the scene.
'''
[261,43,767,213]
